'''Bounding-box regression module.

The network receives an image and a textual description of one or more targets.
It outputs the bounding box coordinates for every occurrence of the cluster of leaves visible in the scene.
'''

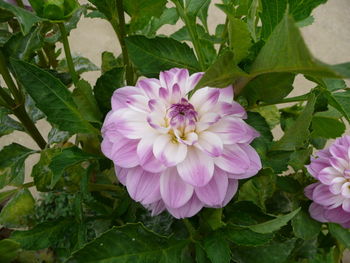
[0,0,350,262]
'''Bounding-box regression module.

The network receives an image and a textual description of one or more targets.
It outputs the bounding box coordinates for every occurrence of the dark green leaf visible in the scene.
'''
[288,147,313,171]
[311,115,345,139]
[11,59,98,134]
[0,189,18,204]
[87,0,116,20]
[57,55,99,75]
[251,13,350,78]
[25,93,45,122]
[246,112,273,142]
[201,208,225,230]
[49,146,97,188]
[289,0,327,21]
[326,90,350,124]
[101,51,122,72]
[271,94,316,151]
[0,143,35,189]
[94,66,124,114]
[276,176,301,193]
[66,223,190,263]
[186,0,210,17]
[260,0,287,40]
[195,243,211,263]
[309,247,335,263]
[248,207,301,234]
[251,105,280,129]
[126,35,200,77]
[0,189,35,227]
[0,107,24,136]
[0,239,20,263]
[242,73,294,105]
[11,219,70,250]
[72,79,102,123]
[292,208,321,240]
[0,29,12,47]
[225,225,273,246]
[0,1,43,34]
[203,232,231,263]
[228,17,252,63]
[48,127,71,144]
[328,223,350,248]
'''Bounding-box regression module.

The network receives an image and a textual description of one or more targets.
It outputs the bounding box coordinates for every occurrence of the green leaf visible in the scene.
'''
[0,1,43,34]
[260,0,287,40]
[66,223,190,263]
[201,208,225,230]
[311,115,345,139]
[186,0,210,17]
[276,176,301,193]
[232,238,296,263]
[0,107,24,136]
[289,0,327,21]
[48,127,71,144]
[225,225,273,246]
[0,143,35,189]
[0,29,12,47]
[238,169,276,211]
[0,239,20,263]
[94,66,124,114]
[49,146,97,188]
[72,79,102,123]
[250,13,350,78]
[242,73,295,105]
[11,219,70,250]
[11,59,98,134]
[288,147,313,171]
[0,189,35,227]
[87,0,116,21]
[203,232,231,263]
[247,207,301,234]
[328,223,350,248]
[193,51,248,93]
[0,189,18,204]
[326,90,350,124]
[251,105,280,129]
[292,208,321,240]
[228,17,252,63]
[195,243,211,263]
[57,55,99,75]
[271,94,316,151]
[101,51,122,73]
[125,35,200,77]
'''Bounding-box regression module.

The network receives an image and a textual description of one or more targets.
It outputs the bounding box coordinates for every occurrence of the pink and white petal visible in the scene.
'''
[173,68,190,94]
[167,194,203,219]
[312,184,343,208]
[159,70,177,90]
[147,200,166,216]
[304,183,320,200]
[341,221,350,228]
[110,137,139,168]
[190,87,220,115]
[153,134,188,167]
[111,86,143,110]
[186,72,204,93]
[306,157,330,178]
[218,86,234,103]
[222,179,239,206]
[125,94,150,113]
[324,206,350,224]
[196,131,223,157]
[228,144,262,179]
[342,198,350,213]
[341,182,350,198]
[137,136,167,173]
[115,166,128,185]
[329,143,348,160]
[196,112,222,132]
[329,177,346,195]
[160,168,194,208]
[177,147,214,187]
[175,131,198,146]
[101,137,113,159]
[329,157,347,173]
[214,144,250,175]
[318,167,343,185]
[195,168,228,207]
[137,78,161,98]
[309,202,328,223]
[147,111,169,134]
[126,167,161,205]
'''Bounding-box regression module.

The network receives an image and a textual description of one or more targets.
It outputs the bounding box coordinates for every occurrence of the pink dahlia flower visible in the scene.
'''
[305,135,350,227]
[101,68,262,218]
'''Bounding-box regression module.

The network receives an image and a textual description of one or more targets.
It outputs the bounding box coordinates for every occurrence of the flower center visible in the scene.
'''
[344,169,350,179]
[168,98,197,127]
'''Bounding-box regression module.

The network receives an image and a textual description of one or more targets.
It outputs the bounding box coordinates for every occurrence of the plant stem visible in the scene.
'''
[183,218,196,242]
[113,0,134,85]
[37,49,49,68]
[20,181,35,188]
[58,23,79,87]
[256,94,309,108]
[13,105,47,149]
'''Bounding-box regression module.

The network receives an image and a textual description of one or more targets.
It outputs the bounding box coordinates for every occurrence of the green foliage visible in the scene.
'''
[0,239,21,263]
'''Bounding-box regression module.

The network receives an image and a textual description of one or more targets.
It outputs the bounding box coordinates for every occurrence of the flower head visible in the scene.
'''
[305,135,350,227]
[101,68,262,218]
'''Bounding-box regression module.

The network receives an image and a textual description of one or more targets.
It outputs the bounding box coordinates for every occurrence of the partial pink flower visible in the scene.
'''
[101,68,262,218]
[5,0,32,10]
[305,135,350,227]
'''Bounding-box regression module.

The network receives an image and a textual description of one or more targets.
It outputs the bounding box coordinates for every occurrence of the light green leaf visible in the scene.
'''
[251,105,280,129]
[328,223,350,248]
[0,29,12,47]
[288,147,313,171]
[292,209,321,240]
[11,59,98,134]
[0,143,35,189]
[0,239,20,263]
[186,0,210,17]
[0,1,43,34]
[260,0,287,40]
[250,13,350,78]
[57,55,99,75]
[66,223,190,263]
[0,189,18,204]
[247,207,301,234]
[271,94,316,151]
[311,115,345,139]
[228,17,252,63]
[87,0,116,21]
[0,107,24,137]
[203,232,231,263]
[72,79,102,123]
[289,0,327,21]
[225,225,273,246]
[101,51,122,73]
[0,189,35,227]
[326,90,350,124]
[125,35,200,77]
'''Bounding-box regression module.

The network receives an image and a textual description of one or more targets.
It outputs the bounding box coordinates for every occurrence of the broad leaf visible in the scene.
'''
[0,239,20,263]
[328,223,350,248]
[0,189,18,204]
[0,189,35,227]
[0,1,43,34]
[225,225,273,246]
[228,17,252,63]
[0,107,24,136]
[203,232,231,263]
[57,55,99,75]
[66,223,190,263]
[260,0,287,40]
[0,143,35,189]
[48,127,71,145]
[326,90,350,124]
[125,35,200,77]
[186,0,210,17]
[11,59,98,134]
[311,115,345,139]
[289,0,327,21]
[292,208,321,240]
[248,207,301,234]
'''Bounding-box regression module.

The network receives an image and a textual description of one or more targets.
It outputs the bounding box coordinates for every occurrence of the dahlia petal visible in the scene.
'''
[318,167,342,185]
[329,144,348,160]
[341,182,350,198]
[196,112,221,132]
[196,131,223,157]
[218,86,234,102]
[329,157,347,173]
[177,147,214,187]
[329,178,346,195]
[153,134,187,167]
[304,183,320,200]
[222,179,239,206]
[309,202,327,223]
[190,87,220,114]
[111,137,139,168]
[147,112,169,133]
[147,200,166,216]
[324,206,350,224]
[306,157,330,178]
[214,144,250,174]
[195,168,228,207]
[342,198,350,212]
[125,94,150,113]
[111,86,142,110]
[137,136,167,173]
[137,78,160,98]
[159,70,175,90]
[115,166,128,185]
[167,194,203,219]
[126,167,161,205]
[101,137,113,159]
[312,184,343,208]
[186,72,203,93]
[160,168,194,208]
